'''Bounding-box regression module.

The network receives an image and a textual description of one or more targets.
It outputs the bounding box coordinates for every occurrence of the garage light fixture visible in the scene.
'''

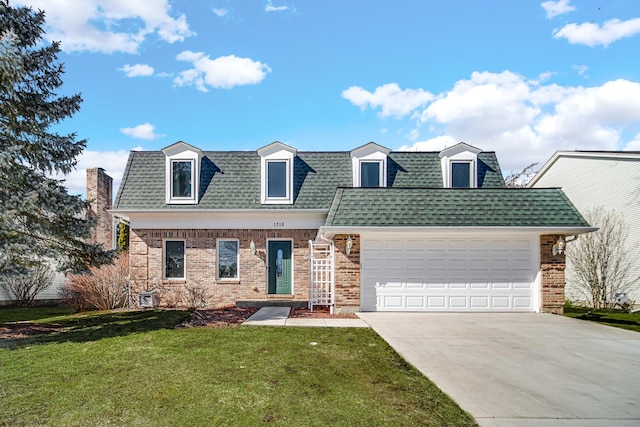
[250,240,256,255]
[346,235,353,255]
[552,236,565,256]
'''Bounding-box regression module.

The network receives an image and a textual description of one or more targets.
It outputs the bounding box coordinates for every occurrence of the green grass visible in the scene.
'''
[0,305,75,323]
[0,308,476,426]
[564,306,640,332]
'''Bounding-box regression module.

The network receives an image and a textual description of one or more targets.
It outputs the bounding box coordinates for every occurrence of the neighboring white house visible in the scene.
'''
[529,151,640,304]
[0,168,114,305]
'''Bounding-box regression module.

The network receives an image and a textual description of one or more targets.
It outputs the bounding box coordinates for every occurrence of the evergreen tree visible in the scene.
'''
[0,1,113,274]
[116,221,130,253]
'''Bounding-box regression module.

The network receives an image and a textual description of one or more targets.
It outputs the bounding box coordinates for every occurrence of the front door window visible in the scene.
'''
[276,249,283,278]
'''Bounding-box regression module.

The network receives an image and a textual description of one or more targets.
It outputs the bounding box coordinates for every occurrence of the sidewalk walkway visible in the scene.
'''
[243,307,369,328]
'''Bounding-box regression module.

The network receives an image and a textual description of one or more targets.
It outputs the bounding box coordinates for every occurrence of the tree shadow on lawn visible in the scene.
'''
[1,309,191,349]
[577,313,640,327]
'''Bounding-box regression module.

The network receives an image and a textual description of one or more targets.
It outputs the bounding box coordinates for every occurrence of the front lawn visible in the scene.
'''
[564,306,640,332]
[0,308,476,426]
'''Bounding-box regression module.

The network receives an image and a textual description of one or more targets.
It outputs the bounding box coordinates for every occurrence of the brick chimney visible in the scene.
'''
[86,168,113,249]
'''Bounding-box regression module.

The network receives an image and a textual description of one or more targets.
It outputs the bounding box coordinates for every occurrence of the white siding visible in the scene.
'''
[0,260,65,304]
[532,155,640,303]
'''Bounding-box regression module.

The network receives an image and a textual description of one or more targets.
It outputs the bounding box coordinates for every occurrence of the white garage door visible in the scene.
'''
[360,235,539,312]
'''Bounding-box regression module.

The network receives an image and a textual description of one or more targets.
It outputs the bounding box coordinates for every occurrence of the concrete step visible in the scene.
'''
[236,299,308,309]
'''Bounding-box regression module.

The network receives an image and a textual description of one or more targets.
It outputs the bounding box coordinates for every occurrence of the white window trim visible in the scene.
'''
[163,239,186,280]
[357,159,385,188]
[438,143,481,188]
[169,159,196,202]
[216,238,240,281]
[162,142,203,205]
[264,158,292,203]
[350,143,390,188]
[258,143,296,205]
[450,160,476,188]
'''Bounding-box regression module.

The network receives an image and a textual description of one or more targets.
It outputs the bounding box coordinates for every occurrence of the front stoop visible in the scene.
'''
[236,299,308,309]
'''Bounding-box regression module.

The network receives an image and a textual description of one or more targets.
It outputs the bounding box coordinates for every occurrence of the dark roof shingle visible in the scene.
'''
[325,188,590,228]
[114,149,506,210]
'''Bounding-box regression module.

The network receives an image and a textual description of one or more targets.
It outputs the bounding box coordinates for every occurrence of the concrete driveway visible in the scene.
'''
[357,312,640,427]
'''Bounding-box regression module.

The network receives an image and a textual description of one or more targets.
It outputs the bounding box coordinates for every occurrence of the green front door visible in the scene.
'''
[268,241,292,294]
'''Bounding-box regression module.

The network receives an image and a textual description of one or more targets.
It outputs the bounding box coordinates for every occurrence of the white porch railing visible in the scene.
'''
[308,240,335,313]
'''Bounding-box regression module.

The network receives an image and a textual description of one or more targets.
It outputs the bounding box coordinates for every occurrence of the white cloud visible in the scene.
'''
[55,147,143,197]
[119,64,154,77]
[174,51,271,91]
[399,135,457,152]
[624,134,640,151]
[120,123,164,140]
[541,0,575,19]
[213,8,229,17]
[353,72,640,173]
[265,1,290,12]
[13,0,194,53]
[553,18,640,47]
[572,64,589,76]
[341,83,434,118]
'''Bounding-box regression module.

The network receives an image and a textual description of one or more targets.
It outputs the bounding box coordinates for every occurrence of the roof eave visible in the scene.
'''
[318,225,598,239]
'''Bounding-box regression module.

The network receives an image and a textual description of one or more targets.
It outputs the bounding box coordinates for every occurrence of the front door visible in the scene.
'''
[268,241,292,294]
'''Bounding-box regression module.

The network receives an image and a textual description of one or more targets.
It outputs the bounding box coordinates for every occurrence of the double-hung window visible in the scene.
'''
[451,162,471,188]
[164,240,185,279]
[350,142,390,188]
[266,160,288,199]
[171,160,194,199]
[217,239,239,280]
[258,142,296,205]
[162,142,202,204]
[360,161,382,188]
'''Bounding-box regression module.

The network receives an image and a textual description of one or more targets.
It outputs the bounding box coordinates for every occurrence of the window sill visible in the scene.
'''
[216,279,241,285]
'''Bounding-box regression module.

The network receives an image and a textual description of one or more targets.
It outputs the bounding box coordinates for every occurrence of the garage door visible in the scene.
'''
[360,235,538,312]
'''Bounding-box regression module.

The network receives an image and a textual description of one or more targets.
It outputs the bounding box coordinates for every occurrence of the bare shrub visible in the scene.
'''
[184,283,209,310]
[567,207,639,309]
[64,252,129,311]
[162,286,185,308]
[0,264,54,305]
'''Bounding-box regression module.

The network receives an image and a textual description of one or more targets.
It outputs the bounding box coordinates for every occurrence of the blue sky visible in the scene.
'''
[13,0,640,195]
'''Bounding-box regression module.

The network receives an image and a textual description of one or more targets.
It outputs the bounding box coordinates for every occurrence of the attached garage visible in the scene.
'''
[360,234,539,312]
[321,187,596,314]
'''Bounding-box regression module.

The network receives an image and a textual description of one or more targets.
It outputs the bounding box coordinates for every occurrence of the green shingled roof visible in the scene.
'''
[114,150,506,210]
[325,188,590,228]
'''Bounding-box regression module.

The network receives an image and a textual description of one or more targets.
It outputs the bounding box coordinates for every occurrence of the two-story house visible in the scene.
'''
[112,141,594,314]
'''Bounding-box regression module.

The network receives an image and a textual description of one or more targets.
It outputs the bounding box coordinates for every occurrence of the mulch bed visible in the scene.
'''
[181,306,259,328]
[0,323,62,339]
[0,306,358,338]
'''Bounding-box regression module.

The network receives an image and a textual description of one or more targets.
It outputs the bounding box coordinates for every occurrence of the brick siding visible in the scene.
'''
[540,234,566,314]
[333,234,361,313]
[86,168,113,249]
[129,228,317,307]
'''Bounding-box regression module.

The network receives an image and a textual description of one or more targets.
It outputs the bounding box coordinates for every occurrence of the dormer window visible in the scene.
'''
[171,160,194,198]
[451,161,471,188]
[258,141,297,205]
[439,142,482,188]
[350,142,390,188]
[267,160,288,198]
[360,161,382,188]
[162,141,203,204]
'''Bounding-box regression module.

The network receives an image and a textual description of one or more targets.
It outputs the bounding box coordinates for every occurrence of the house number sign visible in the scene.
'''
[273,221,285,227]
